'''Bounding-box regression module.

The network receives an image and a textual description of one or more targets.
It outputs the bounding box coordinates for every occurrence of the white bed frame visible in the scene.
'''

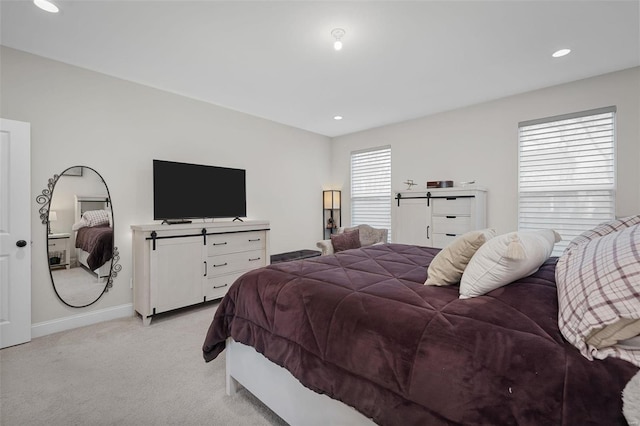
[225,338,375,425]
[74,195,112,280]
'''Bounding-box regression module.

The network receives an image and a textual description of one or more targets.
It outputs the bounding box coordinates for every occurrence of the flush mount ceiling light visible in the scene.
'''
[331,28,345,51]
[552,48,571,58]
[333,115,343,121]
[33,0,59,13]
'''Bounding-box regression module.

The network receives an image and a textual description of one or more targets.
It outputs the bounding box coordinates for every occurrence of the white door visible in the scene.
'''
[393,197,431,246]
[0,118,31,348]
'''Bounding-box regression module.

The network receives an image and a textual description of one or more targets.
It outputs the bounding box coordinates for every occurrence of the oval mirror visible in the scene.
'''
[37,166,120,308]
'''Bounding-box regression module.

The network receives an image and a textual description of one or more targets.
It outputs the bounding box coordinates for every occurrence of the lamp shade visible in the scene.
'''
[48,211,58,221]
[323,190,341,209]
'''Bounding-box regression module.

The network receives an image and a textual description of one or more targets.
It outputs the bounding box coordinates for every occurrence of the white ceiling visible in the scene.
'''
[1,0,639,137]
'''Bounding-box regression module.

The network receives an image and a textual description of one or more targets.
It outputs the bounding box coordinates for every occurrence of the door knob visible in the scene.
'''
[16,240,27,247]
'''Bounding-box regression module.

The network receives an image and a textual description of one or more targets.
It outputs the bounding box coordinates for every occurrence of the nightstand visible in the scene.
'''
[48,232,71,270]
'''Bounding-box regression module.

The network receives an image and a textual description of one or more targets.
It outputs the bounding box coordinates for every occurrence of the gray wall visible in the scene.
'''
[3,44,639,330]
[1,46,331,325]
[332,67,640,235]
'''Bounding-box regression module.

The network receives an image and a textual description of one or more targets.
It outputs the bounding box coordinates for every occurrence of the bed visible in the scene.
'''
[73,195,113,279]
[203,242,639,425]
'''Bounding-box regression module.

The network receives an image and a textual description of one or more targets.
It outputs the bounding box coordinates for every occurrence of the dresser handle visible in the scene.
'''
[212,242,227,246]
[249,257,261,261]
[446,215,456,219]
[248,238,261,242]
[426,226,430,239]
[446,233,456,237]
[213,283,229,289]
[204,261,207,276]
[213,262,228,267]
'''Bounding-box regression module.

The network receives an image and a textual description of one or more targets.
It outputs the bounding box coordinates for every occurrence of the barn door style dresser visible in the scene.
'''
[131,220,270,325]
[393,187,487,248]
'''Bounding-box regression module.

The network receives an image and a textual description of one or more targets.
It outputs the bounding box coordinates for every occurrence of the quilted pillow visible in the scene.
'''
[459,229,561,299]
[556,223,640,367]
[83,210,110,227]
[72,209,110,231]
[564,214,640,254]
[331,229,361,253]
[425,228,496,286]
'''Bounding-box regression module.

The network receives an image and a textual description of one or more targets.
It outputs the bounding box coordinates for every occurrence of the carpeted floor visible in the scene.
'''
[0,302,287,426]
[51,266,108,306]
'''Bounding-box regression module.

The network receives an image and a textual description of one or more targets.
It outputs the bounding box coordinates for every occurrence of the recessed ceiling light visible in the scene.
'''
[552,48,571,58]
[334,115,343,121]
[33,0,59,13]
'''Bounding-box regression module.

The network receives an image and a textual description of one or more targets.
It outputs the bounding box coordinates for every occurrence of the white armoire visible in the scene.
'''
[393,187,487,248]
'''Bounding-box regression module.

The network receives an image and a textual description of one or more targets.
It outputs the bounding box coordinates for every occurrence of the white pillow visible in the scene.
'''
[459,229,561,299]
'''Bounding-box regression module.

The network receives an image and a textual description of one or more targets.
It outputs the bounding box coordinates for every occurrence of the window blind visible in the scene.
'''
[351,146,391,240]
[518,106,616,256]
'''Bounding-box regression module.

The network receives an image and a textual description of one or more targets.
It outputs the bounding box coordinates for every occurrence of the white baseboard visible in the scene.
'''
[31,303,134,338]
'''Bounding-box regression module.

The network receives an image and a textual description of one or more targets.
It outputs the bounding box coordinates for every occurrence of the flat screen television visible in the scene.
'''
[153,160,246,221]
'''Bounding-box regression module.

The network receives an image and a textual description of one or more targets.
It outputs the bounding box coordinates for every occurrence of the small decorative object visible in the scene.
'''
[427,180,454,188]
[460,180,476,187]
[404,179,417,190]
[327,217,335,229]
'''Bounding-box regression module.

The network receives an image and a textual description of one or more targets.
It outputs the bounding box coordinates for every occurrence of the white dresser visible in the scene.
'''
[393,187,487,248]
[131,220,270,325]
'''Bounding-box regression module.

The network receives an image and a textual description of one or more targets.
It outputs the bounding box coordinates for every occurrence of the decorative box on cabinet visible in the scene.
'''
[131,220,270,325]
[393,187,487,248]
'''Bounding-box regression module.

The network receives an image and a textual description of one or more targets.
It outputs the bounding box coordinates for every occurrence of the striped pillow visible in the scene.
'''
[556,223,640,367]
[564,214,640,254]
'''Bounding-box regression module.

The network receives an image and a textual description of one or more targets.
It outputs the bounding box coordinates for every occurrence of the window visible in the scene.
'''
[518,106,616,255]
[351,146,391,240]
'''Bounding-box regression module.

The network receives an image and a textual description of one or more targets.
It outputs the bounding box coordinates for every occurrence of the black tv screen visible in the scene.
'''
[153,160,246,220]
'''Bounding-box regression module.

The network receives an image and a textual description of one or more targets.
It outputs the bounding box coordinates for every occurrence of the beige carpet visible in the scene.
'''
[51,266,107,306]
[0,302,287,426]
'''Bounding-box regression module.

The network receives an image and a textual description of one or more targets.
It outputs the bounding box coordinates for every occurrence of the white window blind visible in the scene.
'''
[351,146,391,240]
[518,106,616,256]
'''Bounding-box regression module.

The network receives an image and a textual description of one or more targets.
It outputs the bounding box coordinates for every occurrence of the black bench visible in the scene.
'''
[270,249,322,264]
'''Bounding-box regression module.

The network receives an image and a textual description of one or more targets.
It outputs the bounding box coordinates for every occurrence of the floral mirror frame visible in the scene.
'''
[36,166,121,308]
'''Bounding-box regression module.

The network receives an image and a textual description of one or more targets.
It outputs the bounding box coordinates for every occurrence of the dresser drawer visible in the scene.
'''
[206,249,265,275]
[204,272,244,300]
[432,197,472,216]
[432,233,458,249]
[432,216,472,235]
[207,231,266,255]
[48,239,68,250]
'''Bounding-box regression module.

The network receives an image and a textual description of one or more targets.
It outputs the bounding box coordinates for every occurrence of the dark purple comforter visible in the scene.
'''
[75,225,113,270]
[203,243,638,425]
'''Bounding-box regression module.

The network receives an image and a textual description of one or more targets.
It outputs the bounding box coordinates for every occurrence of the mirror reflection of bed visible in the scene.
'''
[72,195,113,280]
[47,167,114,307]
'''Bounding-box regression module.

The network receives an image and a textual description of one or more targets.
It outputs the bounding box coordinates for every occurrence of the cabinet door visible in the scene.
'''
[150,237,205,314]
[393,198,432,246]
